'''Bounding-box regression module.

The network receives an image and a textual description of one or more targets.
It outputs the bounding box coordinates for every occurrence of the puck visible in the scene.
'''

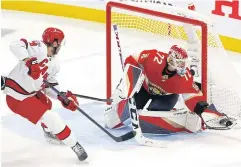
[226,120,233,127]
[220,118,233,127]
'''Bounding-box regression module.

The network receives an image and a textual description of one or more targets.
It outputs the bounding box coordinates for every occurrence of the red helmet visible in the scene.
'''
[168,45,189,76]
[42,27,65,45]
[168,45,188,60]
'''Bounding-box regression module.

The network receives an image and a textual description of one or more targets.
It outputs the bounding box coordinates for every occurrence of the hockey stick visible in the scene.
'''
[113,24,124,70]
[72,93,112,103]
[43,80,135,142]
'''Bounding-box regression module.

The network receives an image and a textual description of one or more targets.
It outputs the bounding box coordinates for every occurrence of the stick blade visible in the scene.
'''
[115,131,136,142]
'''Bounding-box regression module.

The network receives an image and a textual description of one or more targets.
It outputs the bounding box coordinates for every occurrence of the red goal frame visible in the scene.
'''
[106,1,208,102]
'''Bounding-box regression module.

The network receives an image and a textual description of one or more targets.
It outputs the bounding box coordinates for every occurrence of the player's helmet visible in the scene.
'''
[167,45,188,76]
[42,27,65,55]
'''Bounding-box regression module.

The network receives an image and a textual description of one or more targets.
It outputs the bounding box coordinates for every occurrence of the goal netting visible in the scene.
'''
[106,1,241,117]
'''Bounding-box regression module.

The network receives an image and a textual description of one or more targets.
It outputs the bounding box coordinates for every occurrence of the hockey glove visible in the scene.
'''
[25,57,41,80]
[58,91,79,111]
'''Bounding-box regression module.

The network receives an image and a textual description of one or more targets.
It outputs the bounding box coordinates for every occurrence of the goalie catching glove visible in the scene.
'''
[58,91,79,111]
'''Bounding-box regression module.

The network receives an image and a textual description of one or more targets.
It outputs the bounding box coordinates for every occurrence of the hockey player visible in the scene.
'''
[2,27,88,161]
[104,45,234,134]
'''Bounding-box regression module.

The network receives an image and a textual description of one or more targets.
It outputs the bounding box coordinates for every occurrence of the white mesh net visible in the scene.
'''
[107,1,241,117]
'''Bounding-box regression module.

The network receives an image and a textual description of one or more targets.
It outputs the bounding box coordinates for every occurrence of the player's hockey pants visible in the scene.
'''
[6,91,52,124]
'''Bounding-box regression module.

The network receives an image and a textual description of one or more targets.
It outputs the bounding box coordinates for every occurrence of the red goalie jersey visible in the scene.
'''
[124,49,204,113]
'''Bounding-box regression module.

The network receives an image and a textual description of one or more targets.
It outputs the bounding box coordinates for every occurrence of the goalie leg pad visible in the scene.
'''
[139,109,189,134]
[104,64,145,129]
[123,64,145,98]
[138,109,202,134]
[104,99,130,129]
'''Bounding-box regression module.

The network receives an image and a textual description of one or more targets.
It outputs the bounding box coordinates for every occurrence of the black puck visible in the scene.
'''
[226,120,233,127]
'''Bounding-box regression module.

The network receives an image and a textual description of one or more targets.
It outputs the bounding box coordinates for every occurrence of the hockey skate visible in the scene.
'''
[71,142,88,161]
[42,127,63,145]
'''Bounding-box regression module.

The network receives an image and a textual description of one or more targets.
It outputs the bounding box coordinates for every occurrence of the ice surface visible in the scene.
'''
[1,10,241,167]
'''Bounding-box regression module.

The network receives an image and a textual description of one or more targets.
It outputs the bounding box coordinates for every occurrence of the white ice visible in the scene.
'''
[1,10,241,167]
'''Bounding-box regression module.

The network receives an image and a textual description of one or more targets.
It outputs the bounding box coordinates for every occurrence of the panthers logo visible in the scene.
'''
[147,81,168,95]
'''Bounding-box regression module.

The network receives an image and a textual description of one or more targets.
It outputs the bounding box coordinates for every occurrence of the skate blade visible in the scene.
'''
[45,137,64,145]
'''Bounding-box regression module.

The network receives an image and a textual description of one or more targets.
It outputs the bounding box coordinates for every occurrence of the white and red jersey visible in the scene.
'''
[4,39,62,101]
[124,49,205,112]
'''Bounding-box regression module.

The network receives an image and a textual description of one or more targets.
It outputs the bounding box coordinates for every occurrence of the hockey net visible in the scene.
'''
[106,1,241,117]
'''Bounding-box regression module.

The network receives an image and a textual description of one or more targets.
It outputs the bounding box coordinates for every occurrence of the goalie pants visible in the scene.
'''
[134,87,179,111]
[6,92,78,147]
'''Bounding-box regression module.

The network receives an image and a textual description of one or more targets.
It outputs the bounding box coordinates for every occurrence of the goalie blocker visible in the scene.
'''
[104,64,203,134]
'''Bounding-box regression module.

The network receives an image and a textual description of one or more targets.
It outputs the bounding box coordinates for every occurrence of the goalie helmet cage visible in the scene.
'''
[106,1,241,116]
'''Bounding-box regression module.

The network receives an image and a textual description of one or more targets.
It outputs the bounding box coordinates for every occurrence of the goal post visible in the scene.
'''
[106,1,241,116]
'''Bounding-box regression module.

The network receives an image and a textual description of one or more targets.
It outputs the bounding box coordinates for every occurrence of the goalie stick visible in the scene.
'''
[128,97,170,148]
[113,24,124,70]
[112,25,172,147]
[112,25,173,147]
[43,80,135,142]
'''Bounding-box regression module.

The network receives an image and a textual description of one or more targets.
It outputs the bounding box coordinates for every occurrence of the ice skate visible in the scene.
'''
[42,127,63,145]
[71,142,88,161]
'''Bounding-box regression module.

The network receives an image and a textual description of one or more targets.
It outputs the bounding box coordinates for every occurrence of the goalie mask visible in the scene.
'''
[42,27,65,56]
[167,45,188,76]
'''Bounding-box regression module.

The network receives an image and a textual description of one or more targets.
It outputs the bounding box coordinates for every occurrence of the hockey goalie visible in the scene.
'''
[104,45,238,135]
